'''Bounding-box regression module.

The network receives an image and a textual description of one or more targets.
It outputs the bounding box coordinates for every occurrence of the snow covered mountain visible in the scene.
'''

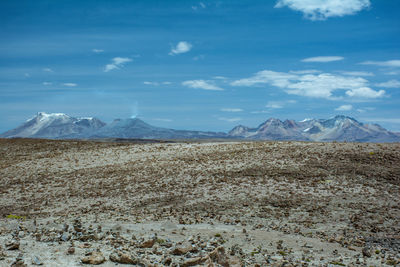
[0,113,227,140]
[0,112,106,139]
[1,113,399,142]
[228,115,400,142]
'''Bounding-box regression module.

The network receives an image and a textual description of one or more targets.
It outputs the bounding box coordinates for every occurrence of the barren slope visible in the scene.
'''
[0,139,399,266]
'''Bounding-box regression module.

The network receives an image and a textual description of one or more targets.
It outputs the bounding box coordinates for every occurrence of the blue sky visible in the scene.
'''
[1,0,400,132]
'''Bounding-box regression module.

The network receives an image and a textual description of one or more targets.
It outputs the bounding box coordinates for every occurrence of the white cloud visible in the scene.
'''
[218,117,242,122]
[360,60,400,67]
[375,80,400,88]
[275,0,371,20]
[357,107,375,113]
[182,80,223,91]
[221,108,243,112]
[345,87,385,98]
[144,81,171,86]
[92,49,104,53]
[302,56,344,63]
[63,83,77,87]
[214,76,228,80]
[169,41,192,55]
[43,68,53,72]
[143,81,159,86]
[335,104,353,111]
[341,71,374,76]
[42,82,52,86]
[104,57,132,72]
[266,101,284,109]
[231,70,385,99]
[250,110,271,114]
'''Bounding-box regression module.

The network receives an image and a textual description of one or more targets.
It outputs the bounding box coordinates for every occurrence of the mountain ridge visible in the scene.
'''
[1,112,399,142]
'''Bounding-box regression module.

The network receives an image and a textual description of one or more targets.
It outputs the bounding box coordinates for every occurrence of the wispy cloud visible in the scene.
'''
[214,76,228,80]
[218,117,242,122]
[63,83,77,87]
[143,81,159,86]
[220,108,243,112]
[169,41,192,55]
[357,107,375,113]
[341,71,374,77]
[42,82,52,86]
[385,71,400,76]
[275,0,371,20]
[266,101,284,109]
[335,104,353,111]
[104,57,132,72]
[92,49,104,53]
[192,2,206,10]
[265,100,296,109]
[231,70,385,99]
[360,60,400,67]
[144,81,172,86]
[302,56,344,63]
[193,55,205,61]
[375,79,400,88]
[182,80,223,91]
[43,68,53,72]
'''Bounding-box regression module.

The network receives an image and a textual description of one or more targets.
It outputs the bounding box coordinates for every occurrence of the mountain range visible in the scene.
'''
[1,112,399,142]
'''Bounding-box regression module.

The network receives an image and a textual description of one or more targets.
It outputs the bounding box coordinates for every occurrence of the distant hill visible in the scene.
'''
[228,115,400,142]
[1,112,399,142]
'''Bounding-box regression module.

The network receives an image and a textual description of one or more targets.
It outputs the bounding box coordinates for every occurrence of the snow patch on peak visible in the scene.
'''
[300,118,313,122]
[37,112,69,121]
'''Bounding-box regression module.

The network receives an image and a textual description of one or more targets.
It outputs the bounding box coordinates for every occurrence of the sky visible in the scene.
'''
[1,0,400,133]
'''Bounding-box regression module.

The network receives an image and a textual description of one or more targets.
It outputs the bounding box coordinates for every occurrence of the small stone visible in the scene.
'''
[11,259,27,267]
[6,240,20,250]
[181,256,207,267]
[11,254,26,267]
[139,239,155,248]
[171,246,198,255]
[163,257,172,265]
[348,246,357,251]
[362,247,371,257]
[60,233,70,242]
[32,255,43,265]
[208,246,229,267]
[109,251,137,264]
[67,247,75,255]
[81,251,105,265]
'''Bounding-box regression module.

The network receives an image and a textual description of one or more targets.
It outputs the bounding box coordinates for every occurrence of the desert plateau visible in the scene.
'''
[0,138,399,266]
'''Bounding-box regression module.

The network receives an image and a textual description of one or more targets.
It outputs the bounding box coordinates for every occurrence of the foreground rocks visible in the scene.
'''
[0,139,399,266]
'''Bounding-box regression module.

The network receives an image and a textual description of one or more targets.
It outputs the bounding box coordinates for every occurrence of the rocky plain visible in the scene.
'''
[0,138,399,266]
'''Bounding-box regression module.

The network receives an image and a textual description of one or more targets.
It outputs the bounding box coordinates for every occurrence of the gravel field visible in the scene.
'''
[0,138,399,266]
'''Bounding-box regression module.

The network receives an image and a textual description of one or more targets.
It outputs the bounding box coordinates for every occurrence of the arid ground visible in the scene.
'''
[0,138,399,266]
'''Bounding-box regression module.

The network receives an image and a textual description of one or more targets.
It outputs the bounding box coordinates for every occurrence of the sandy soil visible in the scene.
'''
[0,138,399,266]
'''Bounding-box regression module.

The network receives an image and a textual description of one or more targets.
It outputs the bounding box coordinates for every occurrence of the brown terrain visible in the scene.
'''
[0,138,399,266]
